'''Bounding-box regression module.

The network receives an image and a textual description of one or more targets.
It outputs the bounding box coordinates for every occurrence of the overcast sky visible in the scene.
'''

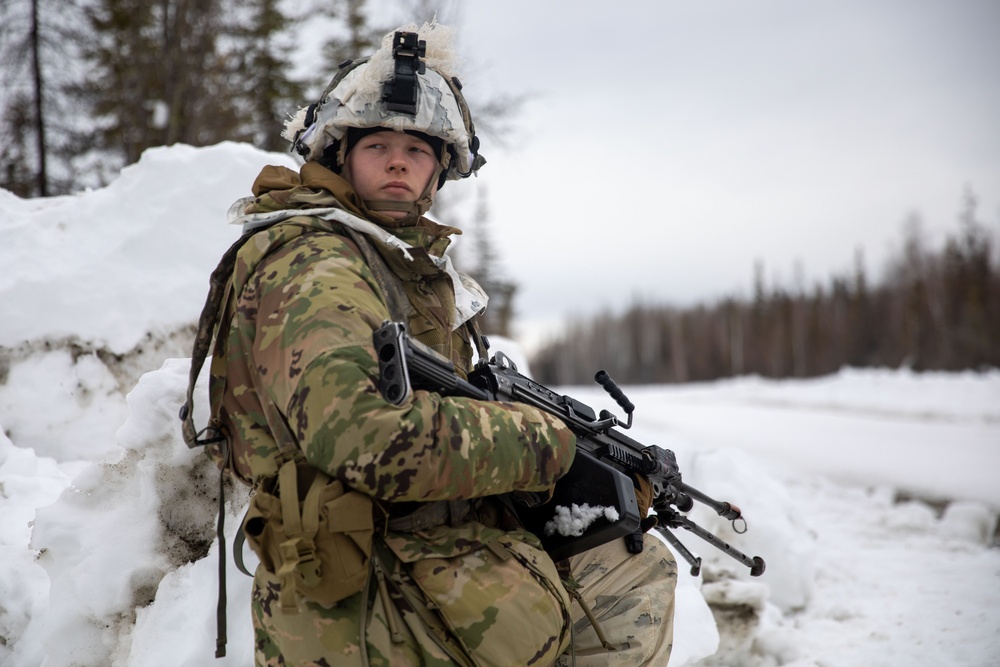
[352,1,1000,347]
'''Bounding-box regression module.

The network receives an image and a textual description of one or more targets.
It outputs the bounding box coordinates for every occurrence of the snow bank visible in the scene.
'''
[683,448,817,613]
[17,360,224,664]
[0,433,74,664]
[1,142,297,353]
[0,348,129,461]
[0,143,298,466]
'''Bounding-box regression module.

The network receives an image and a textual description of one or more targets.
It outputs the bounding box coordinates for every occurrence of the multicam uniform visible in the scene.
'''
[207,162,676,667]
[214,162,574,666]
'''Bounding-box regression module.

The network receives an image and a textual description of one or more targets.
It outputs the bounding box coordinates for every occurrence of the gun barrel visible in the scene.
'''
[677,480,742,521]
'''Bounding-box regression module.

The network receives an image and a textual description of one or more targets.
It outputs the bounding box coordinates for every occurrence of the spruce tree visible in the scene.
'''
[0,0,87,196]
[227,0,306,152]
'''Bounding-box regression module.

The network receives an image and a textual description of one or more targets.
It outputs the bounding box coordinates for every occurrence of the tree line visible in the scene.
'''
[531,189,1000,385]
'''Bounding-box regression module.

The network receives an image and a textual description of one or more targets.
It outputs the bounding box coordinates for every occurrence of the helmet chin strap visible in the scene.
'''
[362,163,442,224]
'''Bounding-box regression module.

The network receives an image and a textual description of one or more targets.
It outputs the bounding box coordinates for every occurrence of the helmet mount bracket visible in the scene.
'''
[382,32,426,116]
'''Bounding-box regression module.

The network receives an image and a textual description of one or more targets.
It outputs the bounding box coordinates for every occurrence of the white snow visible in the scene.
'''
[1,143,998,667]
[544,504,621,537]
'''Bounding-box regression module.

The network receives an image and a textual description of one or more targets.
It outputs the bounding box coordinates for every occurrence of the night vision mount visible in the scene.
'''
[382,31,426,115]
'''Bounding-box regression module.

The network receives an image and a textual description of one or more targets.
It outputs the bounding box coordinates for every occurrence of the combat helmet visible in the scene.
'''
[282,21,485,220]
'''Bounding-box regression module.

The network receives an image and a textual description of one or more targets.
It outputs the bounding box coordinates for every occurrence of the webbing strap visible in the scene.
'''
[233,528,253,577]
[279,462,302,535]
[302,473,324,536]
[466,317,489,363]
[181,224,292,657]
[214,438,230,658]
[180,233,249,447]
[358,551,375,667]
[275,461,329,613]
[385,498,475,532]
[342,227,415,323]
[276,461,303,613]
[346,225,489,368]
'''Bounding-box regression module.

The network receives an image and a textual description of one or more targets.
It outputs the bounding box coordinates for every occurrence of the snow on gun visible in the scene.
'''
[373,320,766,576]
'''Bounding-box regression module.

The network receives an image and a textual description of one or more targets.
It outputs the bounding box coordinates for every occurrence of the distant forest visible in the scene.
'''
[530,189,999,385]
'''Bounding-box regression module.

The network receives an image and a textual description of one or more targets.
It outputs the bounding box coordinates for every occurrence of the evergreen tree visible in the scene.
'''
[229,0,307,151]
[0,92,35,197]
[79,0,230,164]
[466,185,517,336]
[941,188,998,367]
[0,0,87,196]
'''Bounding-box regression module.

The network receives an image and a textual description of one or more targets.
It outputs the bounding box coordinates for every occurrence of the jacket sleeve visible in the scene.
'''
[239,230,576,502]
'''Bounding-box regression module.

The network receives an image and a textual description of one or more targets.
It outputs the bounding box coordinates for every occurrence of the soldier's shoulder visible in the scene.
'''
[225,221,364,296]
[247,222,363,267]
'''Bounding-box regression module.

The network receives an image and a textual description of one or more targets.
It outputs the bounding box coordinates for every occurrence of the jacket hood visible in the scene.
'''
[238,162,461,245]
[227,162,487,328]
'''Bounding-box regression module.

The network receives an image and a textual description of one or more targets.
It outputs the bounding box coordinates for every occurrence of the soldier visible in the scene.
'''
[189,21,676,667]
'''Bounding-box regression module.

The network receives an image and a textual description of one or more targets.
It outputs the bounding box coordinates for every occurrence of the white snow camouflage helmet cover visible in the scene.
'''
[282,21,484,185]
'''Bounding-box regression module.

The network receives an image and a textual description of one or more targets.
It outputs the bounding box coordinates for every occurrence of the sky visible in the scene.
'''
[357,0,1000,348]
[1,142,999,666]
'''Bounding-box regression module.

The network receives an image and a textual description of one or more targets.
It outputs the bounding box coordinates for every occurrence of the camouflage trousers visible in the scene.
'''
[251,561,466,667]
[251,533,677,666]
[554,534,677,666]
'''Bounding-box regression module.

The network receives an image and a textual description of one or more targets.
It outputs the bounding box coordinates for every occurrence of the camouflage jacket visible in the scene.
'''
[210,160,576,540]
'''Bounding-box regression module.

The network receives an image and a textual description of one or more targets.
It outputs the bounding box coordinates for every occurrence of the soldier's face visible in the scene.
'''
[343,131,439,219]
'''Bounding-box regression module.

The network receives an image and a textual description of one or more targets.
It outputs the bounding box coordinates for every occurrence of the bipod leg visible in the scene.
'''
[674,514,766,576]
[655,526,702,576]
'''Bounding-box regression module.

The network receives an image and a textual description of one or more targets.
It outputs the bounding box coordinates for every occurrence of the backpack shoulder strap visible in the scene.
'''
[179,232,250,447]
[179,216,319,449]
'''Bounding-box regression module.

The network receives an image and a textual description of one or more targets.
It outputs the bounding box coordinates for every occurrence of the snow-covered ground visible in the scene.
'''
[2,143,998,667]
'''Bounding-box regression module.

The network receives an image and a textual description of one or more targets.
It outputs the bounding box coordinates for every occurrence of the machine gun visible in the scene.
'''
[373,321,765,577]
